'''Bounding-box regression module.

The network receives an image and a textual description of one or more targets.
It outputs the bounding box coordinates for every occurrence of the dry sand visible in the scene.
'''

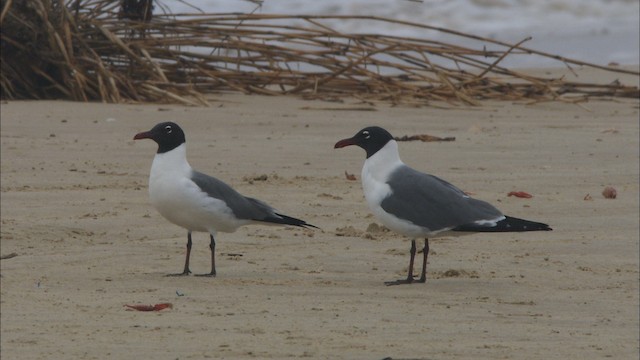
[1,67,639,359]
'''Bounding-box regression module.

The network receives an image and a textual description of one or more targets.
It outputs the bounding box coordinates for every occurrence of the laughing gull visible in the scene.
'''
[334,126,552,285]
[134,122,317,277]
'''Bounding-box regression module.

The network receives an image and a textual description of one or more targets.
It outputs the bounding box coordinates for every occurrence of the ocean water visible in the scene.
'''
[162,0,640,68]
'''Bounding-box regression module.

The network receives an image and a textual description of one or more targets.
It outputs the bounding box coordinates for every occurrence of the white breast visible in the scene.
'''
[360,141,432,238]
[148,144,249,234]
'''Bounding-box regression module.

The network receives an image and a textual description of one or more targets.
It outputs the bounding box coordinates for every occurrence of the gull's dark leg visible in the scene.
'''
[195,234,217,277]
[385,239,418,286]
[166,231,192,276]
[418,238,429,283]
[406,239,417,281]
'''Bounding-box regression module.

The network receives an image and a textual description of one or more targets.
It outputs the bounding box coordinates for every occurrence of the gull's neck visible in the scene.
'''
[362,140,404,182]
[150,143,192,179]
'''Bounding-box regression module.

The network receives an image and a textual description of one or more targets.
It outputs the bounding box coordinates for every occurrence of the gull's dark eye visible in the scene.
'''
[165,125,172,134]
[362,130,370,139]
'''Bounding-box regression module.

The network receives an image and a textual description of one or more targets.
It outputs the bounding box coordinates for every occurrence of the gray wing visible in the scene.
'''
[191,170,278,221]
[191,170,316,228]
[380,166,503,231]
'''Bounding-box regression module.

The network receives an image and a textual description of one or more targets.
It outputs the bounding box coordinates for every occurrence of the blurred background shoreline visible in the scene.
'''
[167,0,640,68]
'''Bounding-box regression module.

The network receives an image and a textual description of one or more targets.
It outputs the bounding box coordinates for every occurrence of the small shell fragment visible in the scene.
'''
[344,171,357,181]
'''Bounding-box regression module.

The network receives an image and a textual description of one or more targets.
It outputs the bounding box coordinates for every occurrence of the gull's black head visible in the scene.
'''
[334,126,394,158]
[134,122,186,154]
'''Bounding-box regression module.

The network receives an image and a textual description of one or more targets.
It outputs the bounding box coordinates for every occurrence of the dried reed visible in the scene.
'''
[1,0,638,106]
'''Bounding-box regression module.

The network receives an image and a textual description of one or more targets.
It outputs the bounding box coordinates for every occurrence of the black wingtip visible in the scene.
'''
[454,216,552,233]
[264,213,320,230]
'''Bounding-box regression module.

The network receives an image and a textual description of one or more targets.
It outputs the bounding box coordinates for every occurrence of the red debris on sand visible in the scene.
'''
[124,303,173,311]
[602,186,617,199]
[507,191,533,199]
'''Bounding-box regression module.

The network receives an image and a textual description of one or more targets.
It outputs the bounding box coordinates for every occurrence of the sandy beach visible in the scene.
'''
[1,66,639,359]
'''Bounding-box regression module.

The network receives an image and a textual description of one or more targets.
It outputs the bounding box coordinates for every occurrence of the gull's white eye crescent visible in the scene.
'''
[165,125,172,134]
[362,130,370,139]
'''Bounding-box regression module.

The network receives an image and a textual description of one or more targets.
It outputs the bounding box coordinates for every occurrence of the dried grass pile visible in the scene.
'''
[1,0,638,106]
